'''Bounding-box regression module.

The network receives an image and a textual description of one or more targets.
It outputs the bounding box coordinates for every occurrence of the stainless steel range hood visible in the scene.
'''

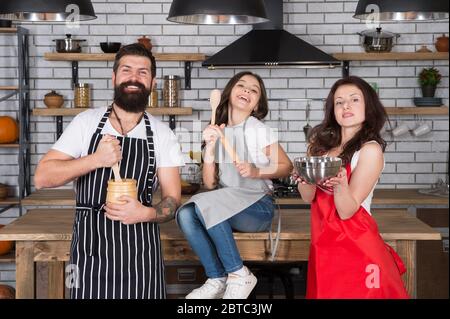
[203,0,340,69]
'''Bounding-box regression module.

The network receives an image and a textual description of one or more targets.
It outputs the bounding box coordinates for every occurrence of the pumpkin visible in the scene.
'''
[0,116,19,144]
[0,225,14,256]
[0,285,15,299]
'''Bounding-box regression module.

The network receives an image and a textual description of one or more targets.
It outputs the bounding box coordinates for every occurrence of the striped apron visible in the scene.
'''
[69,107,165,299]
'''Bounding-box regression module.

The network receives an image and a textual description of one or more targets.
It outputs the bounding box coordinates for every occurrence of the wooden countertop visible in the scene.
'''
[21,188,449,207]
[0,209,441,242]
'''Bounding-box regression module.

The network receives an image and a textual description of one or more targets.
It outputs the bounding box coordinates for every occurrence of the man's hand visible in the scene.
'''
[104,196,151,225]
[93,135,122,168]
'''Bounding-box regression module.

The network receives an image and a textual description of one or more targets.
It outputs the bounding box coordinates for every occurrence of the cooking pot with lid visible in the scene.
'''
[357,27,400,52]
[53,34,86,53]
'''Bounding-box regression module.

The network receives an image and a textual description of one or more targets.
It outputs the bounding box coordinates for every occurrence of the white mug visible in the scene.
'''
[412,123,432,137]
[392,123,410,137]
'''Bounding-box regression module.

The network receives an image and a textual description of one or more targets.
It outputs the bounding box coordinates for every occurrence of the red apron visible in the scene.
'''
[306,163,409,299]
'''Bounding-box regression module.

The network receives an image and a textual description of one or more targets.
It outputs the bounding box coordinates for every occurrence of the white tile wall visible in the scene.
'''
[0,0,449,284]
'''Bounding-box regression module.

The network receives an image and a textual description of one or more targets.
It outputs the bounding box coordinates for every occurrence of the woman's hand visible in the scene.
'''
[202,124,225,147]
[104,196,152,225]
[292,171,309,185]
[235,162,260,178]
[322,167,348,191]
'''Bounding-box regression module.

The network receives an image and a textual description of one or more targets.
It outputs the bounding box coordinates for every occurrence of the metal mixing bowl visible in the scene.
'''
[294,156,342,184]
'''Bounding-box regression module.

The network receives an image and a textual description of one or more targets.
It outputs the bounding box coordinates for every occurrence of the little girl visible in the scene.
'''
[176,71,292,299]
[295,76,409,299]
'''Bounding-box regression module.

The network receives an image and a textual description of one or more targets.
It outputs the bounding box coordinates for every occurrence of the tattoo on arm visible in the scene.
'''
[153,196,178,223]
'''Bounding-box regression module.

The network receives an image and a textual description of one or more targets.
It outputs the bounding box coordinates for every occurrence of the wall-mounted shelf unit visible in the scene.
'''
[0,26,30,216]
[44,52,205,89]
[332,52,449,77]
[43,52,204,132]
[385,107,448,116]
[32,107,193,137]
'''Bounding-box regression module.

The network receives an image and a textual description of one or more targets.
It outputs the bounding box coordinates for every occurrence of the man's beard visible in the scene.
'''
[113,81,150,113]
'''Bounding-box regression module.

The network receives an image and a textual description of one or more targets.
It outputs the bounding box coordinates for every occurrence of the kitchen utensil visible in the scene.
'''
[209,89,221,125]
[53,34,86,53]
[303,101,312,139]
[294,157,342,185]
[74,83,90,108]
[138,35,153,52]
[163,75,180,108]
[435,34,449,52]
[112,163,122,183]
[44,90,64,108]
[0,20,12,28]
[357,27,400,53]
[413,97,442,106]
[0,183,7,200]
[100,42,122,53]
[106,179,137,204]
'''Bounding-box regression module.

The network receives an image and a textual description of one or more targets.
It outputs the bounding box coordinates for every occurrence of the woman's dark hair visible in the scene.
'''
[308,76,388,164]
[113,43,156,79]
[213,71,269,125]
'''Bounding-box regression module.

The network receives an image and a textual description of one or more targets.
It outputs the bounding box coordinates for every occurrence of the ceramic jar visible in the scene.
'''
[44,90,64,108]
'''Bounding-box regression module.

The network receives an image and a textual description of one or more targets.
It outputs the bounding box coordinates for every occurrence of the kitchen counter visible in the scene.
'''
[21,188,449,207]
[0,208,441,298]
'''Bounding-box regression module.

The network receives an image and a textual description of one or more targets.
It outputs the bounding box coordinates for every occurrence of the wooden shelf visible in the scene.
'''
[21,188,449,207]
[0,197,20,206]
[0,86,18,90]
[0,144,19,148]
[333,52,449,61]
[32,107,193,117]
[0,27,17,34]
[385,107,448,115]
[44,52,206,62]
[0,251,15,263]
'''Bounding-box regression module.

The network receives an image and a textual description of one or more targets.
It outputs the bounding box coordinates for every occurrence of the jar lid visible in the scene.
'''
[164,75,180,80]
[75,83,90,88]
[359,27,398,39]
[45,90,62,97]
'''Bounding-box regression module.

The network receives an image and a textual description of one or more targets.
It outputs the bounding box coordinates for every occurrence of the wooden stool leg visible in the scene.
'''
[48,261,65,299]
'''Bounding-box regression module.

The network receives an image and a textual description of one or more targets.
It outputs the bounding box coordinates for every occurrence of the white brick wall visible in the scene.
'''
[0,0,449,282]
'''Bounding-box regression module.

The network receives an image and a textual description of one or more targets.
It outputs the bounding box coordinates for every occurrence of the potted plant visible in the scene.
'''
[418,67,442,97]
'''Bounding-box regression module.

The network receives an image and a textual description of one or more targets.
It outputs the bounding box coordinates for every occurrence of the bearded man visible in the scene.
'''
[35,44,184,299]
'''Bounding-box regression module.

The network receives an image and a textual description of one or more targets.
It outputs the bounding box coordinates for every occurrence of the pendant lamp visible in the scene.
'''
[0,0,96,22]
[167,0,269,24]
[354,0,449,21]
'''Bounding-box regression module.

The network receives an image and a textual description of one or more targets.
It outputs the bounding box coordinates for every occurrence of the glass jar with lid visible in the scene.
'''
[163,75,180,108]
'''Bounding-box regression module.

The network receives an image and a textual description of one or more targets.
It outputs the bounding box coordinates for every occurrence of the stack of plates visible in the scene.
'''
[413,97,443,107]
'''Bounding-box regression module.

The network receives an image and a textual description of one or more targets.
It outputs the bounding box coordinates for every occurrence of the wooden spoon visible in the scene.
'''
[209,89,221,125]
[112,163,122,182]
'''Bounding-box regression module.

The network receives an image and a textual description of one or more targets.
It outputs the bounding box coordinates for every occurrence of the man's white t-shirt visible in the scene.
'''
[52,107,185,168]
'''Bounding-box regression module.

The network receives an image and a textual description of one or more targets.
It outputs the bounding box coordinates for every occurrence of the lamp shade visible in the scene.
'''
[354,0,449,21]
[167,0,269,24]
[0,0,96,22]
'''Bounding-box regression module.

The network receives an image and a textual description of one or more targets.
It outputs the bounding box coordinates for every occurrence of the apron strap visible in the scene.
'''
[268,201,282,261]
[143,112,157,204]
[94,105,113,134]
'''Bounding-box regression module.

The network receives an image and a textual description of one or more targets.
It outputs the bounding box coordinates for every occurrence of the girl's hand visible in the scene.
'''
[292,171,309,185]
[202,124,225,147]
[235,162,259,178]
[321,167,348,190]
[104,196,150,225]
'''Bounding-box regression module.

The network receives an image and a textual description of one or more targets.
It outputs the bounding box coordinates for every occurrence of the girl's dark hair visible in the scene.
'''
[213,71,269,125]
[203,71,269,186]
[308,76,388,164]
[113,43,156,79]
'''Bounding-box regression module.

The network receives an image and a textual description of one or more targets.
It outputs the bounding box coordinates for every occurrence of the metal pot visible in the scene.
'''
[357,27,400,53]
[53,34,86,53]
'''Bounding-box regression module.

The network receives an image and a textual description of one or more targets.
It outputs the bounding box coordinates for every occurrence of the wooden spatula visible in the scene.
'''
[210,89,221,125]
[112,163,122,182]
